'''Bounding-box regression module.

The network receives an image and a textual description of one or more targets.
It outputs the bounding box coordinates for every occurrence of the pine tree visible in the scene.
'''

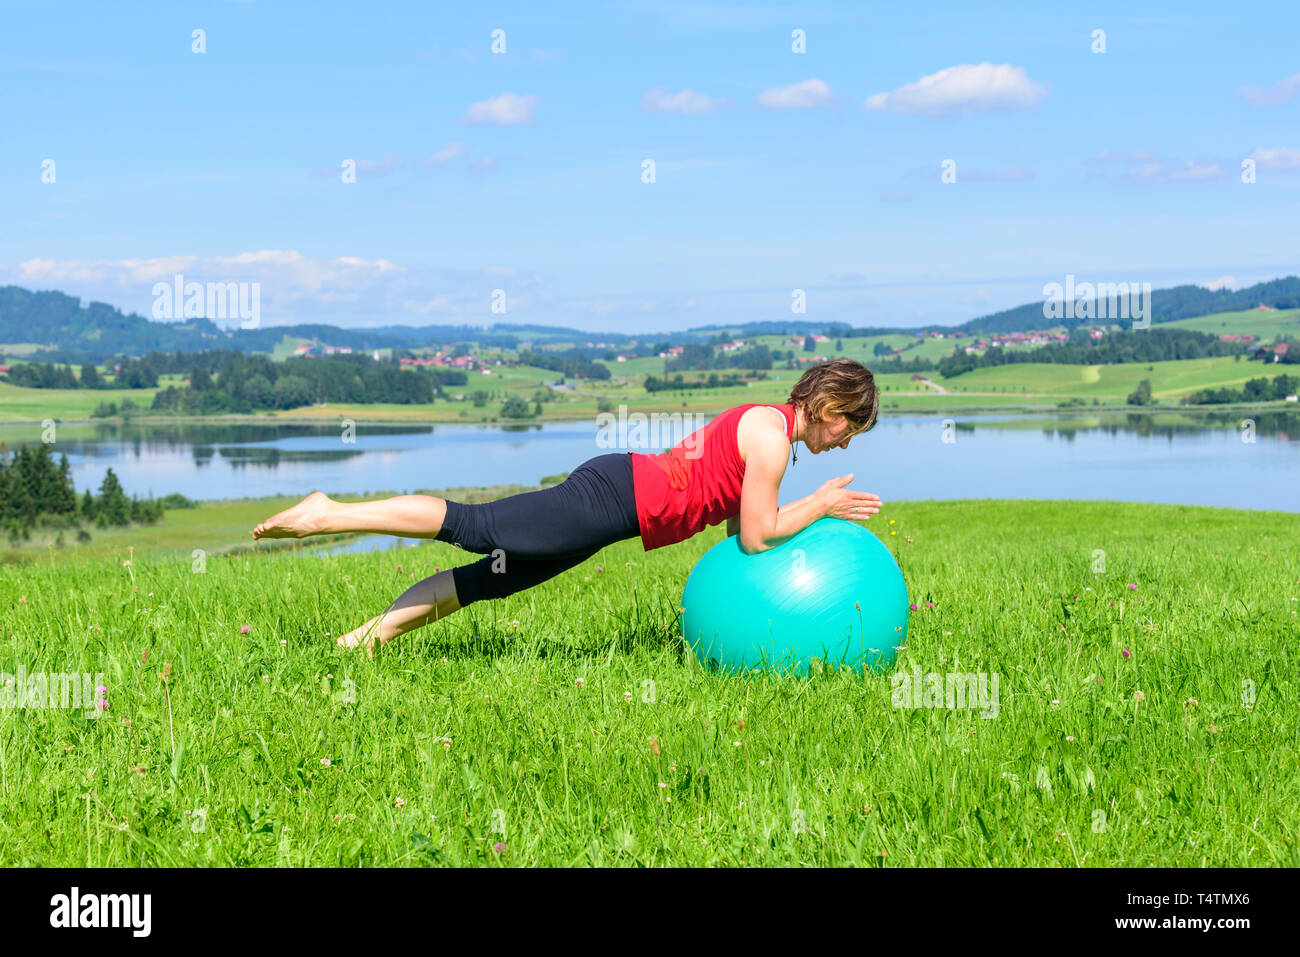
[97,468,131,526]
[55,454,78,514]
[80,363,103,388]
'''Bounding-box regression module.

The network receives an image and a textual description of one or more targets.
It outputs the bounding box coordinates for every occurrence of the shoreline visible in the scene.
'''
[0,398,1295,428]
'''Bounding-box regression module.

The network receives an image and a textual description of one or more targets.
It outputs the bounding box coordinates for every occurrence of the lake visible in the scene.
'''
[1,410,1296,515]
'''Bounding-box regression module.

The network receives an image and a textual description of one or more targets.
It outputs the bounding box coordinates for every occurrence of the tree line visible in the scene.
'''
[0,443,192,543]
[149,352,434,414]
[517,349,612,380]
[938,328,1248,379]
[1182,374,1299,405]
[4,356,161,389]
[644,372,749,392]
[665,344,777,373]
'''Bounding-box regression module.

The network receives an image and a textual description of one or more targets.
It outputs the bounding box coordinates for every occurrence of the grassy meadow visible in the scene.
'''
[1161,308,1300,341]
[1,498,1296,866]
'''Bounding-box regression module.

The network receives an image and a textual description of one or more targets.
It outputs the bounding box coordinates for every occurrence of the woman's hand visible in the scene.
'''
[816,473,882,521]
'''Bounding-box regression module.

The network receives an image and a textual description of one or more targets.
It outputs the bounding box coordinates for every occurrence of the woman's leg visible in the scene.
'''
[337,548,600,654]
[252,491,448,540]
[316,454,640,651]
[337,567,461,655]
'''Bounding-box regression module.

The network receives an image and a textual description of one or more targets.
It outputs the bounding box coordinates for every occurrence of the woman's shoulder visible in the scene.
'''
[733,403,790,435]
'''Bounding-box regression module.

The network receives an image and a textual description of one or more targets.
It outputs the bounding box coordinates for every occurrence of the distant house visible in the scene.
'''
[910,373,926,381]
[1090,327,1105,340]
[1247,343,1289,362]
[1286,394,1298,402]
[1258,304,1277,312]
[0,365,10,376]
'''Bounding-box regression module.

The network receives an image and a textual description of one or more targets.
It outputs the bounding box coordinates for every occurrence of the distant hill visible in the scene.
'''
[957,276,1300,335]
[0,286,230,357]
[5,274,1299,361]
[0,287,658,362]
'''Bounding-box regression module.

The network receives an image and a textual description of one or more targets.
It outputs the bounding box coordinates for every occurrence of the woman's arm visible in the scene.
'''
[735,414,882,554]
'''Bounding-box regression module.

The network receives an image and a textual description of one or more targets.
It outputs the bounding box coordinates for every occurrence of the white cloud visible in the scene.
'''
[1087,151,1229,184]
[641,86,726,115]
[1202,276,1236,291]
[864,63,1048,117]
[1,253,555,328]
[1237,71,1300,107]
[426,142,467,166]
[757,78,834,110]
[463,93,538,125]
[355,153,404,176]
[1248,146,1300,171]
[404,294,458,313]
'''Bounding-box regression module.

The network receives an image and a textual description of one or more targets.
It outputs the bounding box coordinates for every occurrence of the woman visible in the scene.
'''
[252,358,883,653]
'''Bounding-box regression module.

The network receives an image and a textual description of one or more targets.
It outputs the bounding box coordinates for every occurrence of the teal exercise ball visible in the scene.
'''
[681,518,909,676]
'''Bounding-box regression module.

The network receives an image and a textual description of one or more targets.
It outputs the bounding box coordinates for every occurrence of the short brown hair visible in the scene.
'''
[788,358,879,435]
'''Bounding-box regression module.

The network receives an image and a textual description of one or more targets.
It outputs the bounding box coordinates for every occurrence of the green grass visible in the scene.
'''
[0,343,50,358]
[934,355,1277,400]
[0,381,162,423]
[1161,308,1300,341]
[1,498,1295,866]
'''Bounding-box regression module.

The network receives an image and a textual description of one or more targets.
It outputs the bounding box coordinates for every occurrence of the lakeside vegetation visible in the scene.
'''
[0,442,196,546]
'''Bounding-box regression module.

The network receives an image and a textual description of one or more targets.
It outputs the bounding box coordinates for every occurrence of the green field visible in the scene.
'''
[1,498,1295,866]
[932,355,1281,400]
[0,380,163,424]
[1161,307,1300,341]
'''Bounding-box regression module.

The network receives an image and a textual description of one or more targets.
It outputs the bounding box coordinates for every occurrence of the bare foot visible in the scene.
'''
[337,619,386,658]
[252,491,334,540]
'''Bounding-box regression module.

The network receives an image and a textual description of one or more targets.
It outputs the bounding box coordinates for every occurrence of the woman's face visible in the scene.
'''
[806,414,857,453]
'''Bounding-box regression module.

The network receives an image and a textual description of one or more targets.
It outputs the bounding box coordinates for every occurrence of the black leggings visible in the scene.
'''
[435,453,640,606]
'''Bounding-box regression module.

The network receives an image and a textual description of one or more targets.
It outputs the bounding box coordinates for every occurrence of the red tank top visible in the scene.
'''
[630,403,795,551]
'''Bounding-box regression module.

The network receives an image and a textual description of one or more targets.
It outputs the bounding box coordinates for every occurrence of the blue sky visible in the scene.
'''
[3,0,1298,333]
